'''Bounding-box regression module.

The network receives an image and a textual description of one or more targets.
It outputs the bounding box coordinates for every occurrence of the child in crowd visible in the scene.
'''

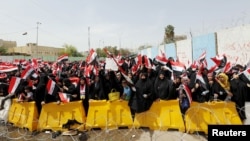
[18,86,34,102]
[121,80,131,101]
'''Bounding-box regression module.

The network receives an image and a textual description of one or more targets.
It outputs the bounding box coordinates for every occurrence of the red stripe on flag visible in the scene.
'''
[8,77,22,94]
[21,66,34,79]
[59,92,70,103]
[86,49,97,64]
[155,50,168,65]
[57,54,69,62]
[46,79,56,95]
[170,61,186,72]
[183,84,192,104]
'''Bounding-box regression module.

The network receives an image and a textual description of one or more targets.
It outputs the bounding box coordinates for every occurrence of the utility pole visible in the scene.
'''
[36,22,41,56]
[36,22,41,46]
[88,26,90,51]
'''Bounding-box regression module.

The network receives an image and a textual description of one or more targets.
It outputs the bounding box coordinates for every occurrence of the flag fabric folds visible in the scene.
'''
[8,77,23,94]
[46,79,59,96]
[59,92,70,103]
[57,54,69,62]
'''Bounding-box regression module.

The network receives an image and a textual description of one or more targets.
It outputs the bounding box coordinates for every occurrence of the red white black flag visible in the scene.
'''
[21,65,35,79]
[8,77,23,94]
[155,50,168,65]
[46,79,59,96]
[57,54,69,62]
[59,92,70,103]
[183,84,192,104]
[86,49,97,64]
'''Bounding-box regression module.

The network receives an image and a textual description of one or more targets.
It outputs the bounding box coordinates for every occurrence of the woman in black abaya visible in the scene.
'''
[129,72,154,113]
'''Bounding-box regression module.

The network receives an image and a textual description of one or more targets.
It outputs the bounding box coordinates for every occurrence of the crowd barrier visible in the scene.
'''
[1,98,243,134]
[85,100,133,130]
[133,100,185,132]
[37,100,86,131]
[184,101,242,134]
[7,99,39,131]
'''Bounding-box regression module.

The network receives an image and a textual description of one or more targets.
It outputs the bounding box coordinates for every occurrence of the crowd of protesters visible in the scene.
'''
[0,53,249,123]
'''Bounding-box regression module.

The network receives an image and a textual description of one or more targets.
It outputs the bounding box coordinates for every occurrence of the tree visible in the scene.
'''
[0,46,7,55]
[60,44,83,57]
[164,25,175,44]
[95,46,134,58]
[96,48,106,57]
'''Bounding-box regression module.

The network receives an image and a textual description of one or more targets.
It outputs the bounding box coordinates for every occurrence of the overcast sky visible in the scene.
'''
[0,0,250,52]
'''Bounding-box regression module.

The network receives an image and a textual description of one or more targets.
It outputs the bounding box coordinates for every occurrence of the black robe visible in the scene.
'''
[230,78,247,120]
[34,74,48,114]
[89,78,105,100]
[154,76,175,100]
[129,77,154,113]
[75,83,90,116]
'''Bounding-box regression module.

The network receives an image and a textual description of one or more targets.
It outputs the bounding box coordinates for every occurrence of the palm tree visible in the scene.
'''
[164,25,175,43]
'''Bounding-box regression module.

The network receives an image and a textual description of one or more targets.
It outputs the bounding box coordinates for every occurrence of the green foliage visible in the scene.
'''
[60,44,83,57]
[96,48,106,57]
[0,46,7,54]
[165,25,174,34]
[95,46,134,58]
[164,25,175,44]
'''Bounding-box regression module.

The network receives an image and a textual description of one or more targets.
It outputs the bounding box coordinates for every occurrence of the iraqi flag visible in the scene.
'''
[143,55,152,69]
[103,47,134,86]
[195,51,208,69]
[155,50,168,65]
[0,65,18,73]
[69,77,79,88]
[21,65,35,79]
[8,77,23,94]
[239,68,250,83]
[183,84,192,104]
[135,54,142,66]
[196,72,208,90]
[170,61,186,73]
[46,79,59,96]
[86,49,97,64]
[59,92,70,103]
[211,54,227,68]
[57,54,69,62]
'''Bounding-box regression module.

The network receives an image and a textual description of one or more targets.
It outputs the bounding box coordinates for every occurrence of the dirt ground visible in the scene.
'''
[0,123,208,141]
[0,102,249,141]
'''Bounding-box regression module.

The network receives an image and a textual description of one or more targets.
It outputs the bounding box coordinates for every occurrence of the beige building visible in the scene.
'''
[7,43,64,57]
[0,39,17,48]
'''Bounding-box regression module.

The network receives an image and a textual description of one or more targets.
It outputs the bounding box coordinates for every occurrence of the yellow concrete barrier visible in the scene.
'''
[185,101,242,134]
[109,100,133,128]
[8,99,38,131]
[86,100,133,130]
[133,100,185,132]
[37,100,85,131]
[85,100,114,130]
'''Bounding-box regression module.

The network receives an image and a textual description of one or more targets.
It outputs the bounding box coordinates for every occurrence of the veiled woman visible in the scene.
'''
[129,72,154,113]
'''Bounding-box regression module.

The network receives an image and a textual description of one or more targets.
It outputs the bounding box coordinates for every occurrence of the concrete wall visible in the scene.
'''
[139,24,250,67]
[192,33,217,68]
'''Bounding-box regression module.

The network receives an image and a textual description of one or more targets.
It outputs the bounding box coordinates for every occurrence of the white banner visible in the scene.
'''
[105,58,118,71]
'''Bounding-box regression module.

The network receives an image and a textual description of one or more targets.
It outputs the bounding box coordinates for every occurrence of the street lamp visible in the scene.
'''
[36,22,41,46]
[36,22,41,56]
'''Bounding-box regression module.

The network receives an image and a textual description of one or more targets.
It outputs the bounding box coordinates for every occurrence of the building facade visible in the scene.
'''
[0,39,17,48]
[7,43,64,57]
